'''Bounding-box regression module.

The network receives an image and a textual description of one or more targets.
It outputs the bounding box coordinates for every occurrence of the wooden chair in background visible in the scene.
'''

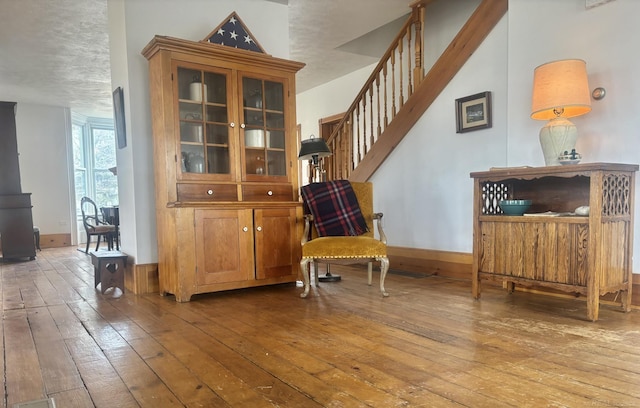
[80,196,116,253]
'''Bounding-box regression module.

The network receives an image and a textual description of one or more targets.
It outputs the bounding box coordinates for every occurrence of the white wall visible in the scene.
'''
[297,64,377,143]
[373,1,508,252]
[507,0,640,272]
[16,103,76,241]
[107,0,136,259]
[297,0,640,273]
[108,0,289,264]
[507,0,640,167]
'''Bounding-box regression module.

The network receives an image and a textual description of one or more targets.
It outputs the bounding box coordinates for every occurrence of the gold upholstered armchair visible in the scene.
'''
[299,180,389,298]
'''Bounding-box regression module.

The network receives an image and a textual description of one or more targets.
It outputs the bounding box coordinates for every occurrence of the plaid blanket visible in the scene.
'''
[301,180,369,237]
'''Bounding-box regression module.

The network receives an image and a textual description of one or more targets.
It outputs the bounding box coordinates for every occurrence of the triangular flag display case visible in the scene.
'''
[142,20,305,302]
[202,12,266,54]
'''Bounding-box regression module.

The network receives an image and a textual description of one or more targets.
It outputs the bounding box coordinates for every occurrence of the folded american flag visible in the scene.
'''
[301,180,369,237]
[206,12,265,53]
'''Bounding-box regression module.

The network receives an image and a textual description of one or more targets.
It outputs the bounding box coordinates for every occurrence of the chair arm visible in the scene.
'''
[84,214,112,232]
[373,212,387,244]
[301,214,314,245]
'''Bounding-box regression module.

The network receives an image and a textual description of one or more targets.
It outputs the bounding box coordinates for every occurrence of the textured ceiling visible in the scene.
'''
[289,0,411,92]
[0,0,112,117]
[0,0,411,118]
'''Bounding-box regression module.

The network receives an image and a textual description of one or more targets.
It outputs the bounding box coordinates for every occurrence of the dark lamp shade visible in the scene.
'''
[531,59,591,120]
[298,138,332,160]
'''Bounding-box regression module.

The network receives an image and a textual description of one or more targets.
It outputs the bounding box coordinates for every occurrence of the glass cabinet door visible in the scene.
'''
[241,76,287,179]
[176,65,232,177]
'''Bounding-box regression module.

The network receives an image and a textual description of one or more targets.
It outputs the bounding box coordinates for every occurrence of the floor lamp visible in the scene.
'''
[298,136,331,182]
[297,136,341,282]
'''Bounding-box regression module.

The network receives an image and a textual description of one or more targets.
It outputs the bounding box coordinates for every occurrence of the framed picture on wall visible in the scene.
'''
[455,91,492,133]
[113,87,127,149]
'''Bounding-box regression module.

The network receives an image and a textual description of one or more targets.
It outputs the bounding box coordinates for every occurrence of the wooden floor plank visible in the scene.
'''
[183,288,494,406]
[34,271,68,306]
[2,271,27,311]
[3,309,46,407]
[3,247,640,407]
[48,387,96,408]
[102,345,186,407]
[125,336,228,406]
[27,307,84,394]
[115,294,320,407]
[497,358,640,406]
[195,292,453,405]
[63,334,140,408]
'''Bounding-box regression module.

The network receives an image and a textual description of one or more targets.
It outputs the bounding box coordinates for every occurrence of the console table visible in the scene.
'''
[470,163,638,321]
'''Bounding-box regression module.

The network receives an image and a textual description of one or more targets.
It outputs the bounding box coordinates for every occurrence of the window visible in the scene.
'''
[72,114,118,217]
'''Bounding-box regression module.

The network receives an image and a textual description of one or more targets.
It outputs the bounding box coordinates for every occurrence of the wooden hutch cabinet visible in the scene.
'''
[142,36,305,302]
[470,163,638,321]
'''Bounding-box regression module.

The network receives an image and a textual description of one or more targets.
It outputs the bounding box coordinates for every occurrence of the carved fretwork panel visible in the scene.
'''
[481,182,510,215]
[602,172,632,217]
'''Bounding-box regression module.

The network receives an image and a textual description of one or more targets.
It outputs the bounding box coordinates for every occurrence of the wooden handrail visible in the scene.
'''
[321,0,508,182]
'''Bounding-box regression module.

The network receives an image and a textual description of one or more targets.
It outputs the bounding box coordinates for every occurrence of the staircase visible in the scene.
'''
[322,0,508,182]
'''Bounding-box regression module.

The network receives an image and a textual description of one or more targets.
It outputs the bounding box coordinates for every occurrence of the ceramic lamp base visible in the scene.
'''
[539,116,578,166]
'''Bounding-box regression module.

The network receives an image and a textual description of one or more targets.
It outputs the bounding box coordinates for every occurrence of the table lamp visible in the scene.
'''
[531,59,591,166]
[298,136,331,182]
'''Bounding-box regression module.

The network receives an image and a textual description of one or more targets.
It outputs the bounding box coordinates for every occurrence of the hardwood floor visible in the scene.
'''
[2,247,640,407]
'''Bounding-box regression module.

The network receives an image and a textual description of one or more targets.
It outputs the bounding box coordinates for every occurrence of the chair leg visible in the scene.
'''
[95,236,101,251]
[378,256,390,297]
[367,261,373,285]
[85,237,90,254]
[300,258,312,298]
[33,227,41,251]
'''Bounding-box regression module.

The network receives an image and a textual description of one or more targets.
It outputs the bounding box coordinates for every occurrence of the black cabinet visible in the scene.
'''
[0,194,36,260]
[0,101,35,260]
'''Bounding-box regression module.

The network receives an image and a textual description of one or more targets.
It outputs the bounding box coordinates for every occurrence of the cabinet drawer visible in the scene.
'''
[242,185,293,201]
[177,183,238,202]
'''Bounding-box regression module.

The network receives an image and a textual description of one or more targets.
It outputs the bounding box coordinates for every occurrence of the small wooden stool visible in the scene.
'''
[90,251,127,294]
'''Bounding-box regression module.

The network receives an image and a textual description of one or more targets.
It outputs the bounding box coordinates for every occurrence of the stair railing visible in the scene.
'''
[321,0,508,182]
[323,0,427,181]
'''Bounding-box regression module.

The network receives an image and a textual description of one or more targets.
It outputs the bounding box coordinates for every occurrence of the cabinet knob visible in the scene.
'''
[256,226,262,232]
[230,122,235,128]
[240,123,246,129]
[243,226,248,232]
[267,190,273,196]
[207,189,214,195]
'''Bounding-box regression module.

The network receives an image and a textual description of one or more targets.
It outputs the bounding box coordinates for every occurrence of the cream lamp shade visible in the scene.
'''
[531,59,591,166]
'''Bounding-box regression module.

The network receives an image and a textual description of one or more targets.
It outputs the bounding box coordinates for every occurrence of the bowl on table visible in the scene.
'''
[499,199,532,216]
